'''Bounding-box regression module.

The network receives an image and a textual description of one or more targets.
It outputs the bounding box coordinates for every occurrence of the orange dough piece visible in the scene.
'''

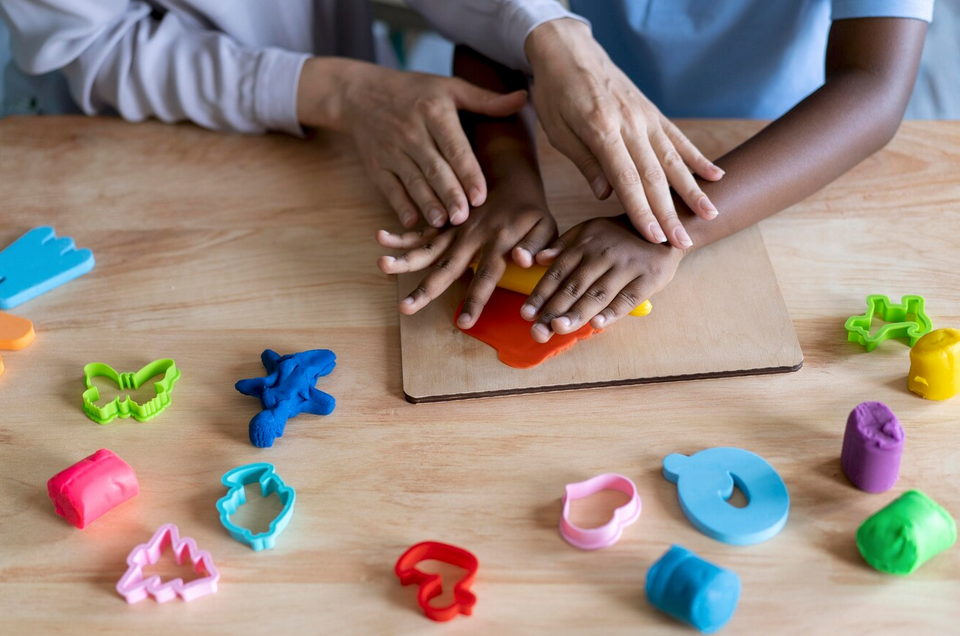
[0,312,35,350]
[455,287,601,369]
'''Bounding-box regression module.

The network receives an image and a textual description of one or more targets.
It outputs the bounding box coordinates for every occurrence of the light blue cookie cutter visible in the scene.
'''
[663,447,790,546]
[216,463,295,551]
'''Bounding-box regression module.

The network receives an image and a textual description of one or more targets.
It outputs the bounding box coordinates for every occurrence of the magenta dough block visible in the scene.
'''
[47,449,139,529]
[841,402,905,493]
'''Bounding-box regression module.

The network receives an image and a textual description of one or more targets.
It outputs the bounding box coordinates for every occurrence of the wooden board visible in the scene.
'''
[399,225,803,402]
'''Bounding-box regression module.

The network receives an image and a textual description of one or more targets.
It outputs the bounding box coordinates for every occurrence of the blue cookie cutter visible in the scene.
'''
[0,227,95,309]
[663,447,790,546]
[235,349,337,448]
[646,545,741,634]
[216,463,295,551]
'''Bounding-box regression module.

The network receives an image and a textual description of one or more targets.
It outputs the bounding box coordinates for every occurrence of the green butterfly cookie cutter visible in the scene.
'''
[845,294,933,352]
[81,358,181,424]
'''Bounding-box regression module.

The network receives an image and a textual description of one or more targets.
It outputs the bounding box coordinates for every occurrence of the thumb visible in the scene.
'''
[450,79,528,117]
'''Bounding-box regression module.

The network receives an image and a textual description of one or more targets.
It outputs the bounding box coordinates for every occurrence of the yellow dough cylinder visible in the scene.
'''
[471,262,652,317]
[908,328,960,401]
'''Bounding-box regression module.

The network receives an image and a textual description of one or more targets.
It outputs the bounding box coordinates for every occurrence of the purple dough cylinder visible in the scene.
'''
[841,402,905,493]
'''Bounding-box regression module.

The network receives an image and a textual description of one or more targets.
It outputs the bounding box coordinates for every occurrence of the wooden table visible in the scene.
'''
[0,117,957,635]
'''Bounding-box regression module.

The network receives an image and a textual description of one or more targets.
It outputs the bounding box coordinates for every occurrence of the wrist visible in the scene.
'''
[296,57,361,131]
[524,18,593,74]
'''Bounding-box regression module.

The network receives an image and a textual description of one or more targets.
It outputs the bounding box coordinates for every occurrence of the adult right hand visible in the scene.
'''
[297,58,528,229]
[524,19,724,249]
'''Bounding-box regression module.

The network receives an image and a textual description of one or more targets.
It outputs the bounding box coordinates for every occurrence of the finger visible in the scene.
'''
[535,224,583,266]
[407,143,470,227]
[450,79,528,117]
[586,134,667,245]
[393,152,449,228]
[630,135,692,249]
[457,250,508,329]
[651,130,718,221]
[662,118,724,181]
[512,218,558,268]
[378,229,457,275]
[425,111,487,212]
[546,123,611,199]
[591,277,654,329]
[399,242,478,315]
[551,270,631,334]
[532,261,607,343]
[521,248,583,323]
[376,226,441,250]
[371,170,420,228]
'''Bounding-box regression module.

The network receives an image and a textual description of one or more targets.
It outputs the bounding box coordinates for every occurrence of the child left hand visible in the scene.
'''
[521,216,685,342]
[377,193,558,328]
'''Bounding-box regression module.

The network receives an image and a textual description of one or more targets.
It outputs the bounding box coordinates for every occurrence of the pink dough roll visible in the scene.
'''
[47,449,139,529]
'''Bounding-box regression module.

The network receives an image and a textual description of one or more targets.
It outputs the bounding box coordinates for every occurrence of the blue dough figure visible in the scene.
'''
[235,349,337,448]
[646,545,741,633]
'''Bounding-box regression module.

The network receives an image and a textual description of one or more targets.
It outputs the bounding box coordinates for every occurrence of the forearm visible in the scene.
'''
[453,46,543,199]
[681,18,927,252]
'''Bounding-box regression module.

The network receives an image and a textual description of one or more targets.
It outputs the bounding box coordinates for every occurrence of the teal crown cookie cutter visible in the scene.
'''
[81,359,181,424]
[216,463,296,551]
[845,294,933,352]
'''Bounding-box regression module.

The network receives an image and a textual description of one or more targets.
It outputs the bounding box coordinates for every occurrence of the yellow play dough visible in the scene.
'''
[471,262,652,317]
[908,328,960,401]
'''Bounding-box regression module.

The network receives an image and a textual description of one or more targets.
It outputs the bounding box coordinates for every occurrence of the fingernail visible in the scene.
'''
[540,248,559,259]
[521,304,537,320]
[515,248,531,263]
[674,226,694,248]
[468,187,482,206]
[428,208,444,227]
[401,296,415,306]
[649,222,668,244]
[711,163,725,176]
[382,256,395,264]
[555,316,571,330]
[699,196,718,218]
[448,204,463,223]
[457,313,472,327]
[591,177,606,197]
[532,324,550,339]
[593,314,606,327]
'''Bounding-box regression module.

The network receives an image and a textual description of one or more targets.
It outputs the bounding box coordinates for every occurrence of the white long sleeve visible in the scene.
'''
[406,0,588,74]
[0,0,313,135]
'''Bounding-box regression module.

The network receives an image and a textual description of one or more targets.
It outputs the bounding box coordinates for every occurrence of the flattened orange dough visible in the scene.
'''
[455,287,601,369]
[0,311,35,350]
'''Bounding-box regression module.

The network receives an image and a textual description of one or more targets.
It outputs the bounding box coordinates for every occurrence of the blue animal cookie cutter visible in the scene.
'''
[0,227,95,309]
[235,349,337,448]
[663,447,790,546]
[646,545,741,634]
[216,463,295,551]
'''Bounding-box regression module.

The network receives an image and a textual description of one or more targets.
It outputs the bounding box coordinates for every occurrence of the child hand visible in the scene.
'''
[521,216,685,343]
[377,195,557,328]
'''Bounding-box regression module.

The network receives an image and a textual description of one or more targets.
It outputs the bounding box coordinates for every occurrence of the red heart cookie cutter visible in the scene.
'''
[395,541,478,622]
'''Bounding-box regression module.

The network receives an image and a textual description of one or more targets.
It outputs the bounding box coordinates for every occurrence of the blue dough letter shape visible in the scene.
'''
[216,463,296,551]
[0,227,95,309]
[235,349,336,448]
[663,447,790,546]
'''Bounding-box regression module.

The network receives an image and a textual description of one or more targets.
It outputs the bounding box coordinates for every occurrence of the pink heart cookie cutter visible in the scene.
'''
[559,473,642,550]
[116,523,220,603]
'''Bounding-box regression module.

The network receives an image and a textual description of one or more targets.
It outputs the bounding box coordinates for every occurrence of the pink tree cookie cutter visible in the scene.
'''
[116,523,220,603]
[559,473,642,550]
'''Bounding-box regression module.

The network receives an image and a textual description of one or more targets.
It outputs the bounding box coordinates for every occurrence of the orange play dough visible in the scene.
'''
[0,312,35,350]
[455,287,601,369]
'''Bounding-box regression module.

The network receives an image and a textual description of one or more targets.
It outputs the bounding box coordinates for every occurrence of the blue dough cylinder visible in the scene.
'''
[646,545,741,633]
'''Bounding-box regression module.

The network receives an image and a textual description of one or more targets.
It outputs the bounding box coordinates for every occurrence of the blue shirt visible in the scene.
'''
[570,0,935,119]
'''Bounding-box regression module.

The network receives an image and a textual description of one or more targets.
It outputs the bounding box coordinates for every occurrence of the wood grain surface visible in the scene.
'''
[398,224,802,402]
[0,117,958,635]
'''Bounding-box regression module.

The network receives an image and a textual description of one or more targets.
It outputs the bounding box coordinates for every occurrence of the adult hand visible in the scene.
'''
[524,19,724,249]
[297,58,527,229]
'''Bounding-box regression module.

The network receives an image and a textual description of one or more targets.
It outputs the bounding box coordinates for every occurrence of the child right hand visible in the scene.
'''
[377,191,557,328]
